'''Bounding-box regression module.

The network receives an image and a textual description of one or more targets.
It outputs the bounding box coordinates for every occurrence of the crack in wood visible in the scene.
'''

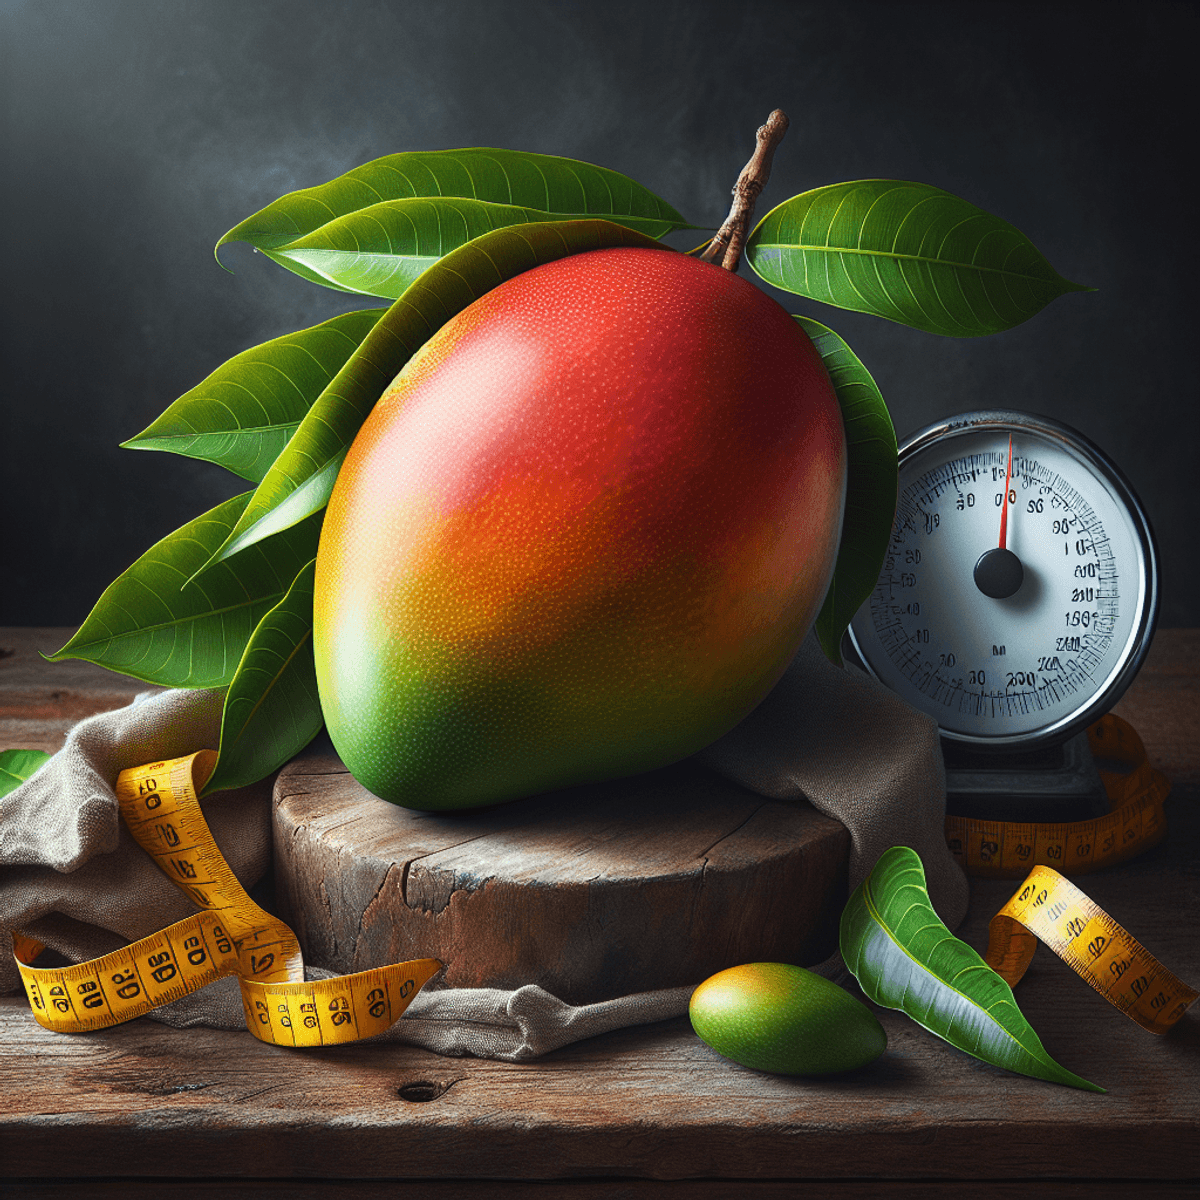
[319,876,336,962]
[356,861,399,950]
[312,812,372,837]
[693,803,769,860]
[686,856,710,939]
[394,832,501,914]
[233,1082,293,1105]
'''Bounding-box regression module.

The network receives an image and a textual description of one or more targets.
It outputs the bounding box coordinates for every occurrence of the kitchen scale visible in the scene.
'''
[845,410,1160,823]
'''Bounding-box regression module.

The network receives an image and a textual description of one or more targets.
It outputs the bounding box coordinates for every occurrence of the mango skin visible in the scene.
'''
[313,246,846,810]
[690,962,887,1076]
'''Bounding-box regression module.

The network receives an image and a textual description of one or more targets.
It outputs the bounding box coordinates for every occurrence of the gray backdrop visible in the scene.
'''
[3,0,1196,628]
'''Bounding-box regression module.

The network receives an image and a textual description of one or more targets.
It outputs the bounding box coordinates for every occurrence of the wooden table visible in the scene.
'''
[2,627,1197,1197]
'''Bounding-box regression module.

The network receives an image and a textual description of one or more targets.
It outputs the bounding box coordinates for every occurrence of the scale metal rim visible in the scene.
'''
[846,408,1161,753]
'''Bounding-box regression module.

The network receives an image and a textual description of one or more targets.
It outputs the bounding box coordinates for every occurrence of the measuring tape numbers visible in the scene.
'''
[987,865,1197,1034]
[946,713,1170,879]
[12,750,441,1045]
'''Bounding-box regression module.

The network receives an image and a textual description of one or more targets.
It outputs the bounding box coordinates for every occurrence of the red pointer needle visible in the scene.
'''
[998,435,1013,550]
[975,435,1023,598]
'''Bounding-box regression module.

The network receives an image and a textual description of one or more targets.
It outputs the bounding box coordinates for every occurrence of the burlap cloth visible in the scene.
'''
[1,633,968,1061]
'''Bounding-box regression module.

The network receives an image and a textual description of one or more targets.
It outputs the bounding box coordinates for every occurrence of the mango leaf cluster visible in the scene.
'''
[53,147,1087,793]
[215,148,697,294]
[55,218,668,793]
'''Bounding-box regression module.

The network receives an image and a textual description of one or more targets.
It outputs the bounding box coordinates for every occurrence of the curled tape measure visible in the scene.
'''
[946,713,1169,878]
[987,866,1197,1034]
[12,750,441,1045]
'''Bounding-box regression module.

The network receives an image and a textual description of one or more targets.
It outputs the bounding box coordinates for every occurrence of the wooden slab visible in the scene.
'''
[273,747,850,1003]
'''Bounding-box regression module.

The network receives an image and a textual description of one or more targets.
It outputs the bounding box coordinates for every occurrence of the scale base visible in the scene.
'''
[942,731,1110,823]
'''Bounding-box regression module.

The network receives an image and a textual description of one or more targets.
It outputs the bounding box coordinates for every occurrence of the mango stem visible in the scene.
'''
[700,109,790,273]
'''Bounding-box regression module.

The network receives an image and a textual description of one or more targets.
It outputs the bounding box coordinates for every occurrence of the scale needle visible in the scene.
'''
[998,434,1013,549]
[974,434,1024,599]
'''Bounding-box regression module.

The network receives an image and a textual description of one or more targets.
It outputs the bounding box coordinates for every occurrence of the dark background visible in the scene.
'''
[3,0,1196,627]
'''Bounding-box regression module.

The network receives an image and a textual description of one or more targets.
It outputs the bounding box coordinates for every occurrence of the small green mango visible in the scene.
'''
[689,962,887,1076]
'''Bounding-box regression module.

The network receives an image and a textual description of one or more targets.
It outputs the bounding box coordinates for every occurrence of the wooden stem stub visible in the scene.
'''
[700,109,790,272]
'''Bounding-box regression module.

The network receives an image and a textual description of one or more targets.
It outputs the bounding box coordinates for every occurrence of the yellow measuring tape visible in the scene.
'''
[986,865,1197,1034]
[946,713,1170,879]
[944,713,1195,1033]
[12,750,441,1045]
[12,715,1189,1045]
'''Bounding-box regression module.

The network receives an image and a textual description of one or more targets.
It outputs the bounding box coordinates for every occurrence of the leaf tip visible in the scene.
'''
[817,627,844,667]
[213,233,238,275]
[1056,1067,1106,1093]
[41,635,77,664]
[1058,275,1095,296]
[181,553,220,592]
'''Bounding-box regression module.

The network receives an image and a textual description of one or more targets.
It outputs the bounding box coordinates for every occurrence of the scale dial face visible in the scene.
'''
[848,411,1159,749]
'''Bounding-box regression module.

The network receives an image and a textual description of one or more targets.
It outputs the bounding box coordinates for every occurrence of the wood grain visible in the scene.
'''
[3,1184,1198,1200]
[2,882,1198,1182]
[0,627,147,754]
[273,751,850,1002]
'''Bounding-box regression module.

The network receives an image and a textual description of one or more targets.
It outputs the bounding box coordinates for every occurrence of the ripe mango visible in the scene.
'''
[313,247,845,809]
[690,962,887,1075]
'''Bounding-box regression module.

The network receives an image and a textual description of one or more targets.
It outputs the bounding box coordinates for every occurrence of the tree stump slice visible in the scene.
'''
[273,748,851,1004]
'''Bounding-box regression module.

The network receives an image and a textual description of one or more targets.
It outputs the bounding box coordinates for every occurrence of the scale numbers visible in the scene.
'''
[849,411,1158,748]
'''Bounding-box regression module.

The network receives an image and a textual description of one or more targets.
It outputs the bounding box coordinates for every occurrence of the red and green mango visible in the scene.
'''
[313,247,846,809]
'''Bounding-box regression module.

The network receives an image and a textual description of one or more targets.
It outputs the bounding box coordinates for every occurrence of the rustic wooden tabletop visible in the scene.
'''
[1,627,1197,1198]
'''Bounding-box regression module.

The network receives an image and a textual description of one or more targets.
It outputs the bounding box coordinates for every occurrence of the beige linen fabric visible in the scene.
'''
[0,688,272,996]
[701,634,968,926]
[1,634,967,1061]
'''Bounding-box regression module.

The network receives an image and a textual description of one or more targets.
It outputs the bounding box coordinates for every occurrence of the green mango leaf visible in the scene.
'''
[797,317,897,666]
[0,749,52,799]
[201,218,667,570]
[841,846,1103,1092]
[203,559,321,795]
[216,148,696,291]
[120,310,386,482]
[48,493,323,689]
[747,181,1091,337]
[263,196,687,300]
